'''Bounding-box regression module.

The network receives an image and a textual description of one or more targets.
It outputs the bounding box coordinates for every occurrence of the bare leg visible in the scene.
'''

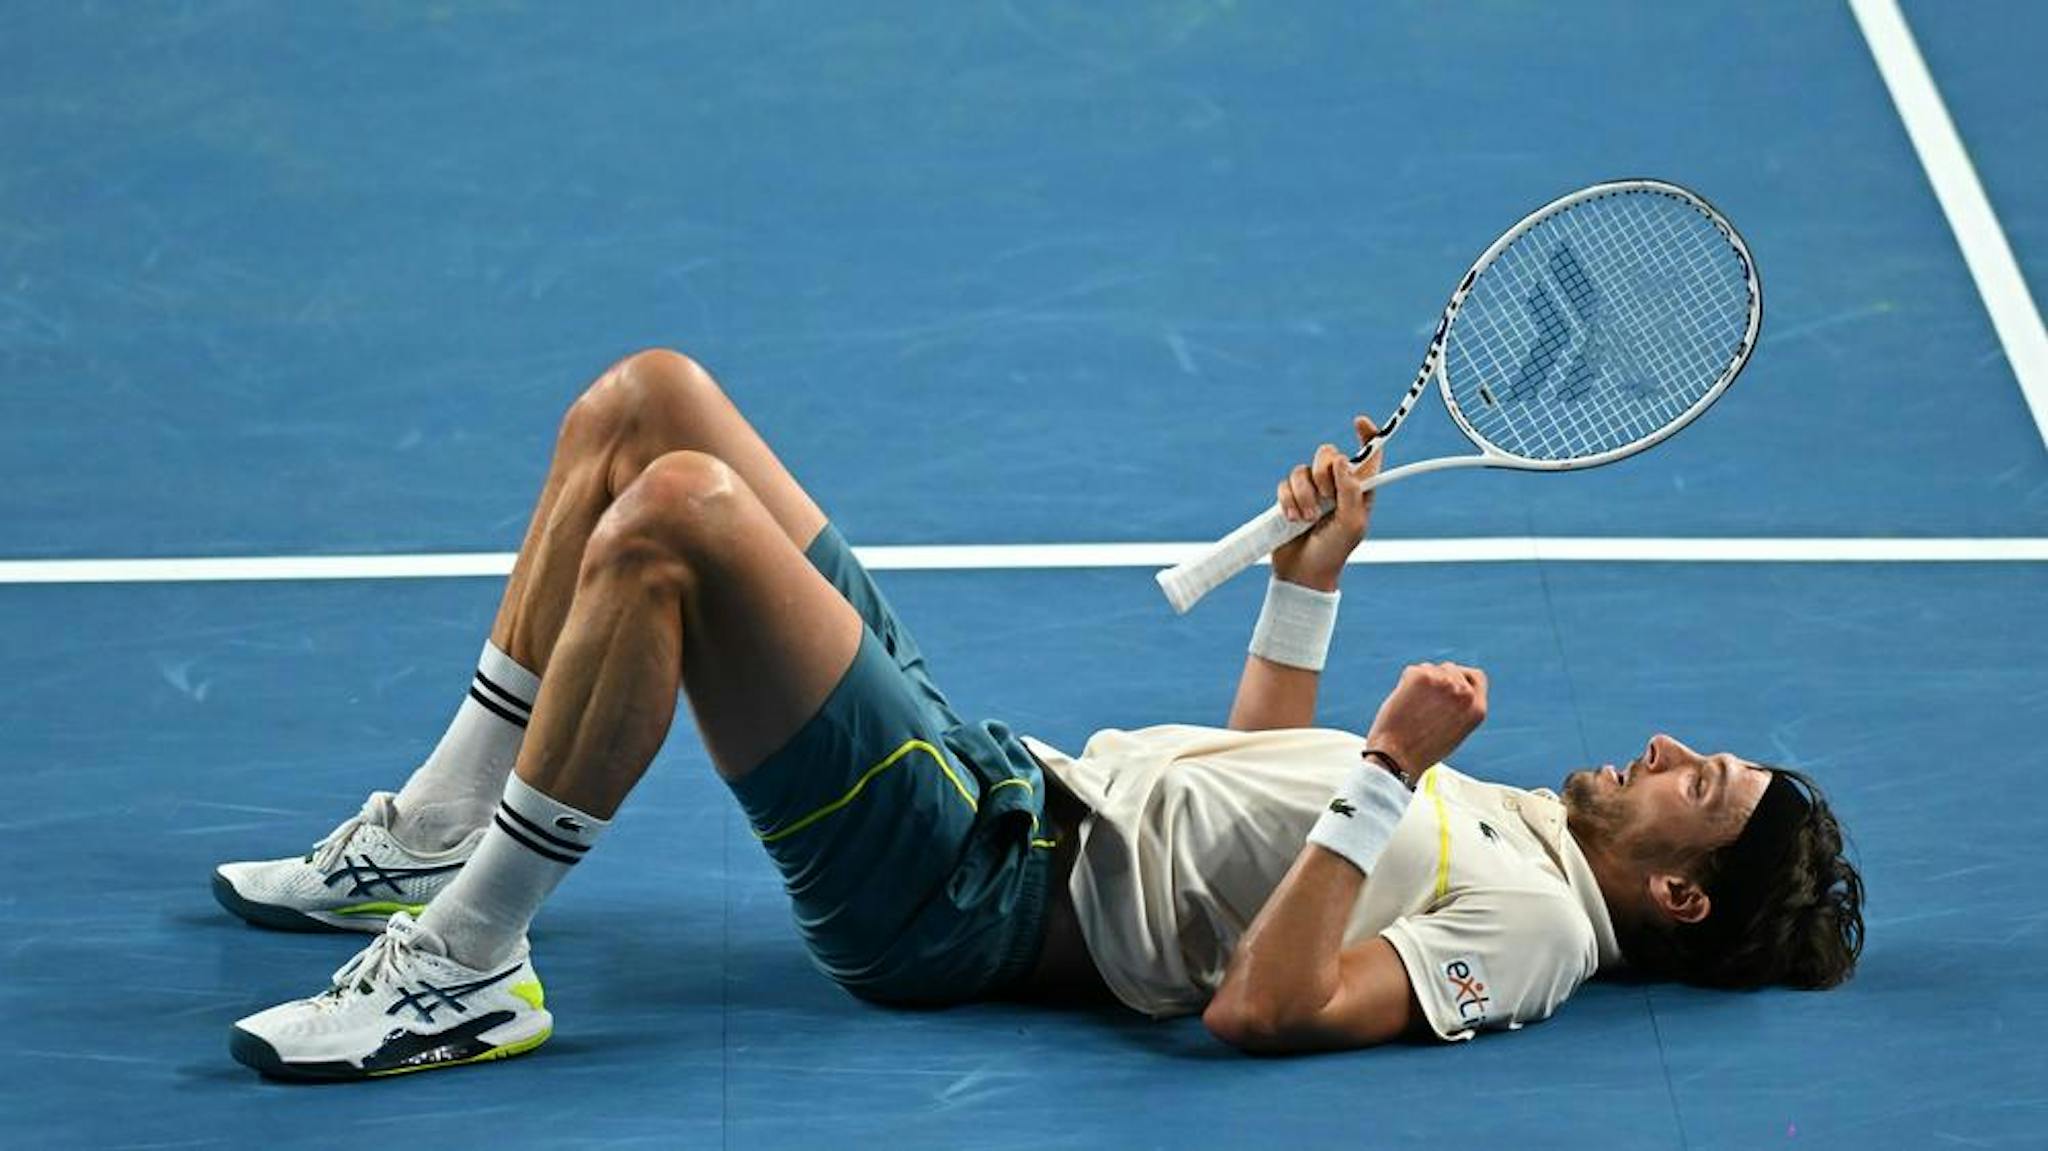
[514,451,864,816]
[227,371,873,1073]
[490,349,830,674]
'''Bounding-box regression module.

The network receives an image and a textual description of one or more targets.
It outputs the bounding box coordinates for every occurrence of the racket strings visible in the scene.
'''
[1446,190,1754,462]
[1494,201,1741,456]
[1493,208,1712,456]
[1556,200,1743,443]
[1536,211,1698,455]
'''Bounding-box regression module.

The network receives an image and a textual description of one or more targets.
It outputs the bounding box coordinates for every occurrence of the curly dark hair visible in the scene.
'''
[1616,766,1865,990]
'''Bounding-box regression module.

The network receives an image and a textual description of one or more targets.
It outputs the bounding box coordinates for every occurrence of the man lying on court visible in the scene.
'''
[217,350,1865,1079]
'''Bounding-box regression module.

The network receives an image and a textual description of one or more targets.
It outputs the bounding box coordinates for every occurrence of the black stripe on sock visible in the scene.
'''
[497,801,590,856]
[493,814,583,866]
[467,686,530,729]
[472,670,533,716]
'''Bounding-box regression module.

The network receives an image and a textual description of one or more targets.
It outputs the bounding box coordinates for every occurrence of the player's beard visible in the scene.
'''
[1562,769,1631,856]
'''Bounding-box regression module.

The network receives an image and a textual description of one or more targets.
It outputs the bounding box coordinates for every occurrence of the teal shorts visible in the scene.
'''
[727,524,1055,1005]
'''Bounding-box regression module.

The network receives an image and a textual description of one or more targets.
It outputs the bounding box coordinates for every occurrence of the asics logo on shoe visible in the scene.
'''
[323,855,465,898]
[385,965,524,1024]
[552,815,586,834]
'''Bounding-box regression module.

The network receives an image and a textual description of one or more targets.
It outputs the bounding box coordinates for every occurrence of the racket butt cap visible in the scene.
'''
[1155,566,1199,615]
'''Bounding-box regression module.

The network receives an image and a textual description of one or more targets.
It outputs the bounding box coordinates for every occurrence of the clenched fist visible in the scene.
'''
[1363,662,1489,779]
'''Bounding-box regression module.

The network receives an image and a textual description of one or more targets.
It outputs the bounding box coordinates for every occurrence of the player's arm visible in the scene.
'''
[1207,662,1489,1051]
[1226,418,1381,732]
[1202,846,1424,1051]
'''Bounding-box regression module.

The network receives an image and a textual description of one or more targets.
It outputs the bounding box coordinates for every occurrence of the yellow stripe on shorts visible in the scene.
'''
[754,739,977,844]
[992,777,1060,850]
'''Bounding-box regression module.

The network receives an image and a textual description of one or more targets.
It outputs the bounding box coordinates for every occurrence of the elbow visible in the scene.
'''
[1202,994,1302,1054]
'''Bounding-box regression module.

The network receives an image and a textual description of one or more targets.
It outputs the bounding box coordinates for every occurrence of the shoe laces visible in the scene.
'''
[324,913,437,1003]
[308,793,400,872]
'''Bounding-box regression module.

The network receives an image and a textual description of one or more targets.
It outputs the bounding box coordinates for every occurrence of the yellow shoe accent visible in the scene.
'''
[333,901,427,918]
[509,980,545,1010]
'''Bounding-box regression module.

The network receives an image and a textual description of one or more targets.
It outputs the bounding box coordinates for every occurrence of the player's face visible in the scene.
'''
[1562,734,1772,866]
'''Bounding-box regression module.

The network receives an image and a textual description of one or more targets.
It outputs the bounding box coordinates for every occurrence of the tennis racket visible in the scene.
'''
[1156,178,1761,614]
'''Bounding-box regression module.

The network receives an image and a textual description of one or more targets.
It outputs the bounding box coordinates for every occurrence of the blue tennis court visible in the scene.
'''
[4,2,2045,1147]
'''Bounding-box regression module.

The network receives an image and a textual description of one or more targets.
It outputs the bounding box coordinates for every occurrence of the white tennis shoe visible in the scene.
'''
[212,792,480,932]
[230,911,551,1081]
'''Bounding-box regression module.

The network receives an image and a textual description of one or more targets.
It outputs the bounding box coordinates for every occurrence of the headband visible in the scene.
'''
[1688,770,1811,948]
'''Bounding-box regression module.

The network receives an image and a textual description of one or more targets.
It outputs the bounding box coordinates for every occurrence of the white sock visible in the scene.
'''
[418,773,609,970]
[393,641,538,850]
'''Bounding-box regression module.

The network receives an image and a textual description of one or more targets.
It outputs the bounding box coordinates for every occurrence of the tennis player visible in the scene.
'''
[217,350,1864,1078]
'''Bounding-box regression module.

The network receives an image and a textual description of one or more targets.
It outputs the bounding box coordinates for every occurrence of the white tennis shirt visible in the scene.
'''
[1022,725,1624,1041]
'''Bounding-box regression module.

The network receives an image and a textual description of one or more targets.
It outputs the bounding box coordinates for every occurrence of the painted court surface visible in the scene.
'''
[2,3,2044,1148]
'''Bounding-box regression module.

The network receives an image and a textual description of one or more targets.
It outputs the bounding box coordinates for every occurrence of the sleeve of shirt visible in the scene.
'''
[1379,888,1597,1043]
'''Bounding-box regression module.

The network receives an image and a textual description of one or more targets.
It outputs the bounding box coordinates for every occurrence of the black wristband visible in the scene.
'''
[1361,747,1414,789]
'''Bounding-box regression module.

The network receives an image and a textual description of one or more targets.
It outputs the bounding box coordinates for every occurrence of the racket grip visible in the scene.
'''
[1155,499,1331,614]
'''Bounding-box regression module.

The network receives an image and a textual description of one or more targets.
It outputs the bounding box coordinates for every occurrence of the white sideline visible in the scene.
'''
[1851,0,2048,451]
[1,538,2044,585]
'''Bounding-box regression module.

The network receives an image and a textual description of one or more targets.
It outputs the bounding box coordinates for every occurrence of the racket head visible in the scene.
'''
[1431,179,1762,471]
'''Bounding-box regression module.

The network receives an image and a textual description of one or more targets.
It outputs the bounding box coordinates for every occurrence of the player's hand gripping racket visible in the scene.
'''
[1156,179,1761,614]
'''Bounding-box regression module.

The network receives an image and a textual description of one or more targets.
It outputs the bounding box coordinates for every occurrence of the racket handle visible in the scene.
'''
[1155,498,1333,614]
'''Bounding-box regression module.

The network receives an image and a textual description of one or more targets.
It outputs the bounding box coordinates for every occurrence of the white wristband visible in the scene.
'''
[1306,757,1413,876]
[1248,576,1340,671]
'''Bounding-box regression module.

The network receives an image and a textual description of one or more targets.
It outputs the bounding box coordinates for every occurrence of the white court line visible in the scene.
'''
[1,538,2044,585]
[1851,0,2048,450]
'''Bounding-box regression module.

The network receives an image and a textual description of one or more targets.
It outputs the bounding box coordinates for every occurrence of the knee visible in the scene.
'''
[580,450,742,588]
[559,347,719,451]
